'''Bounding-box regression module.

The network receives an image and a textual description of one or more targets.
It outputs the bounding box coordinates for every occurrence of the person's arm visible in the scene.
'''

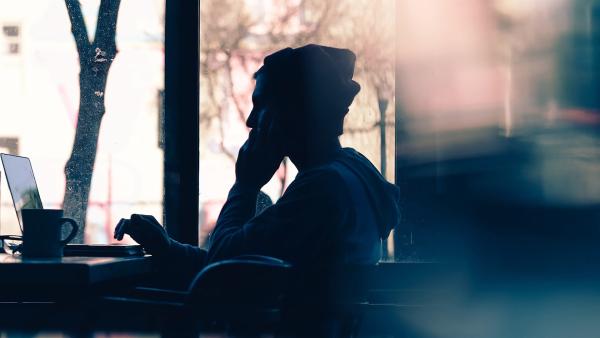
[207,169,348,264]
[114,214,207,272]
[207,183,260,251]
[165,238,207,271]
[113,103,282,272]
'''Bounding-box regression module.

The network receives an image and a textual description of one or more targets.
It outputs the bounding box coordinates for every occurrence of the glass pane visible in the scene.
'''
[199,0,396,250]
[395,0,600,262]
[0,0,165,243]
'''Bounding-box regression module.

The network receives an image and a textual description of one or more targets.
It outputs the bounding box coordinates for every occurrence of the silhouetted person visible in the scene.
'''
[114,44,400,278]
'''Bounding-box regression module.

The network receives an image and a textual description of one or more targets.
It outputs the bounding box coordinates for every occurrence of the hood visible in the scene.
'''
[336,148,401,239]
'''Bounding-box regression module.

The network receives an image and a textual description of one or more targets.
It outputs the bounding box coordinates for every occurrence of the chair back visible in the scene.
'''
[187,255,293,307]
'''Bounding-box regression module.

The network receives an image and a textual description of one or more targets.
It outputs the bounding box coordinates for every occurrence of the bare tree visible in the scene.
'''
[340,0,395,179]
[200,0,345,196]
[197,0,395,243]
[63,0,122,242]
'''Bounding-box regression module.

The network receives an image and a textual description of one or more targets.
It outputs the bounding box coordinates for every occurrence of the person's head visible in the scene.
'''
[246,44,361,167]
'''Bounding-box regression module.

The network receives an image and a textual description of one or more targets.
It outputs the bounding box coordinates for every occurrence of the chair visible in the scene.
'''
[97,255,294,334]
[99,256,375,336]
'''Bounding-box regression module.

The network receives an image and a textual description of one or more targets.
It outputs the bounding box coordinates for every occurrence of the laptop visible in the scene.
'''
[0,153,144,257]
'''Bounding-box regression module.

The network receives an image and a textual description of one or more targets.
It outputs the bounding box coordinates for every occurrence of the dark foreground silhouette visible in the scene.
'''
[114,44,400,283]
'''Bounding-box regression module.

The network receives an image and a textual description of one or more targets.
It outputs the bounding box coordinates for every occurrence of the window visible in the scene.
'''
[0,138,19,155]
[394,1,600,262]
[4,0,592,262]
[0,0,165,243]
[199,0,600,263]
[2,25,19,37]
[7,43,19,55]
[2,24,20,55]
[199,0,396,255]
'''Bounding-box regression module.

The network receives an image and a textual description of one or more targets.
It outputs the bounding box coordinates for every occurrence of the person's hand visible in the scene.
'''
[235,112,285,191]
[114,214,170,257]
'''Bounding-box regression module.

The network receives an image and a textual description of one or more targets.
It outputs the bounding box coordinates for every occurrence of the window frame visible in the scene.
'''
[170,0,402,253]
[163,1,200,245]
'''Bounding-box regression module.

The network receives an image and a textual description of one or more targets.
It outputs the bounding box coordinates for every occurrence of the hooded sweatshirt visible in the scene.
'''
[203,147,401,267]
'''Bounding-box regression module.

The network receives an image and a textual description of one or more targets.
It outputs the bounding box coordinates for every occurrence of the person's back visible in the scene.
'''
[206,147,399,267]
[329,148,399,265]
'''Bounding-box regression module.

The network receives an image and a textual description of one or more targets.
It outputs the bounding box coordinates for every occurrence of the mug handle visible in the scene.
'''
[59,218,79,246]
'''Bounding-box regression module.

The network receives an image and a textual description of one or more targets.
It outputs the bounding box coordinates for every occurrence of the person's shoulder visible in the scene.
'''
[339,147,377,167]
[285,148,375,195]
[282,165,348,212]
[293,148,364,185]
[294,163,346,188]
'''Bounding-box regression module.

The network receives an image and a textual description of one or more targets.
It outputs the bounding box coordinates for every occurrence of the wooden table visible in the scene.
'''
[0,253,154,300]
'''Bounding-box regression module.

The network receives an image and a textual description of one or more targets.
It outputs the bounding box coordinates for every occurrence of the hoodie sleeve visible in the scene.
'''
[206,168,349,265]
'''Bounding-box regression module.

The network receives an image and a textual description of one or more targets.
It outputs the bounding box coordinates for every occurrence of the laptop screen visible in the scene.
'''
[0,154,43,228]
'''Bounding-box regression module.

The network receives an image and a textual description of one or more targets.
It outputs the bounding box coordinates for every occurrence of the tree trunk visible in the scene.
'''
[63,69,106,242]
[63,0,121,243]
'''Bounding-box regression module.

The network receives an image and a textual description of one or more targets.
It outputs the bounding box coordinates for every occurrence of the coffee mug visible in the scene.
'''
[21,209,78,258]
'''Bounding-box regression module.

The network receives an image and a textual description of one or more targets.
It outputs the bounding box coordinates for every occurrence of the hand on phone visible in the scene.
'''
[235,108,285,191]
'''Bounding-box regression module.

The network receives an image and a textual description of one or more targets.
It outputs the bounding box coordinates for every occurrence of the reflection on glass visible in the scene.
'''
[395,0,600,262]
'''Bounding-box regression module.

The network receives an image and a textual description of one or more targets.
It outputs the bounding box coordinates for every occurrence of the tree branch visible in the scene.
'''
[225,53,250,125]
[94,0,121,54]
[218,117,237,163]
[345,121,379,134]
[204,60,237,163]
[65,0,91,59]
